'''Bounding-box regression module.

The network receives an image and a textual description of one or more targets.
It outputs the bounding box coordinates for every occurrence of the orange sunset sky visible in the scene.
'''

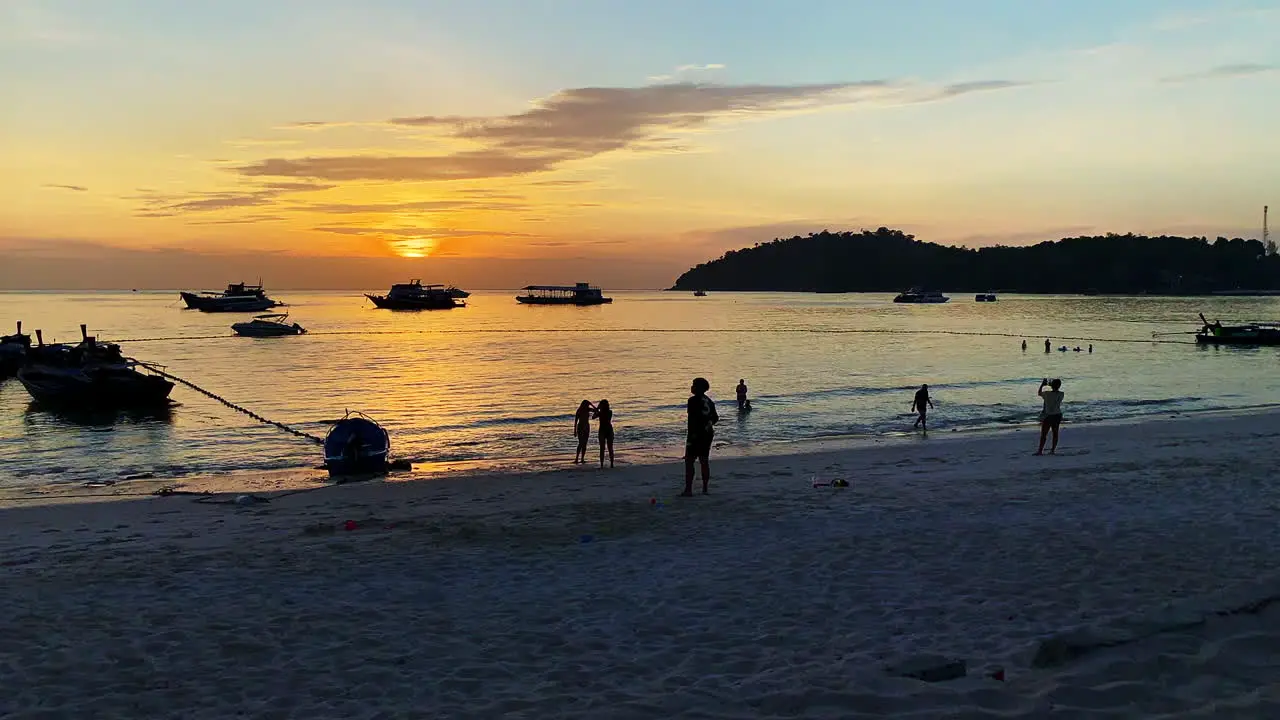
[2,0,1277,289]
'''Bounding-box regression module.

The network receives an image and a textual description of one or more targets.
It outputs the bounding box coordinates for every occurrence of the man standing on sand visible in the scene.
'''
[682,377,718,496]
[1035,378,1065,455]
[912,384,934,431]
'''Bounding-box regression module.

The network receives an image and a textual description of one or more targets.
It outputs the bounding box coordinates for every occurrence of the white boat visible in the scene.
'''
[231,313,306,337]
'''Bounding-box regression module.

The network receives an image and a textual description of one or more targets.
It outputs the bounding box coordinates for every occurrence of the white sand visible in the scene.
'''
[4,410,1280,718]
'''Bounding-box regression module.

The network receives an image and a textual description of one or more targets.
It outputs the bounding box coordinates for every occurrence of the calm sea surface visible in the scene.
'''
[1,291,1278,486]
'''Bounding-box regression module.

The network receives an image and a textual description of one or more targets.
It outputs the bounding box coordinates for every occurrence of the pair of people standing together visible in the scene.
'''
[573,400,614,468]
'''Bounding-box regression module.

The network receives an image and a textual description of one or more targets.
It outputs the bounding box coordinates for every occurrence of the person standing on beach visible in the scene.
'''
[573,400,595,464]
[682,377,718,496]
[1035,378,1065,455]
[736,379,749,411]
[596,399,615,469]
[912,384,934,431]
[1044,338,1051,353]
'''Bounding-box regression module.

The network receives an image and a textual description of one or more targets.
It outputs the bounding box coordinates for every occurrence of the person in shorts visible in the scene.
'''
[1036,378,1065,455]
[911,384,934,431]
[682,377,719,496]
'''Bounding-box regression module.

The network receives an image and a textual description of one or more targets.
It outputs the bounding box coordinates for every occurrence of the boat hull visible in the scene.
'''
[181,292,280,312]
[365,294,461,310]
[17,366,174,407]
[516,296,613,305]
[232,325,304,337]
[893,297,950,303]
[324,416,391,478]
[1195,332,1280,346]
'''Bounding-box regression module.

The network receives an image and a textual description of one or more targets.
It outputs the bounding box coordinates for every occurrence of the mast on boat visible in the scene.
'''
[1265,205,1270,254]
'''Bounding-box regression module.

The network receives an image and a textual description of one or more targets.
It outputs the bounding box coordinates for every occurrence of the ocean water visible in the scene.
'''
[1,290,1278,486]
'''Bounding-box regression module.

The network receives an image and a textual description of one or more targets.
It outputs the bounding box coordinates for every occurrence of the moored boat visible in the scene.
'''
[16,325,173,407]
[975,292,997,302]
[180,282,281,313]
[446,285,470,299]
[893,288,950,303]
[231,313,306,337]
[323,412,391,477]
[0,321,31,377]
[365,280,463,310]
[516,283,613,305]
[1195,313,1280,346]
[694,290,708,297]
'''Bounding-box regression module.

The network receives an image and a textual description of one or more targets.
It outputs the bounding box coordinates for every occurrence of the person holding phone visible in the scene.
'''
[1036,378,1065,455]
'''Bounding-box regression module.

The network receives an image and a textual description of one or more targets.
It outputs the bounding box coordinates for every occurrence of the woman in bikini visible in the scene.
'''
[573,400,595,463]
[596,399,614,468]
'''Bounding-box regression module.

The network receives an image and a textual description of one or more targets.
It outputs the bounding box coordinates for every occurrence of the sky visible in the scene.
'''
[2,0,1278,289]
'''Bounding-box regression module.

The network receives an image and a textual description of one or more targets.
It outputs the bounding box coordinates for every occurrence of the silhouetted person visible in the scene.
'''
[912,384,934,431]
[682,377,718,496]
[1088,344,1093,354]
[573,400,595,464]
[1044,338,1051,353]
[1036,378,1065,456]
[596,399,614,469]
[736,379,748,411]
[1022,339,1027,352]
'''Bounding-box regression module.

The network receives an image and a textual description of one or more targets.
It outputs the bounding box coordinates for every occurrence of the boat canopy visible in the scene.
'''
[522,283,598,291]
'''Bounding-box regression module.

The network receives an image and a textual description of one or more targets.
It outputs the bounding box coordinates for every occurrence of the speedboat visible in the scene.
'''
[893,288,950,303]
[694,290,708,297]
[975,293,997,302]
[0,321,31,377]
[516,283,613,305]
[16,325,173,407]
[323,412,391,478]
[180,282,282,312]
[366,280,463,310]
[232,313,306,337]
[446,286,471,299]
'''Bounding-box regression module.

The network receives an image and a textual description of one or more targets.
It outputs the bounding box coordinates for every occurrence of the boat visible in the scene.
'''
[446,286,471,299]
[694,290,708,297]
[323,412,391,478]
[16,325,173,407]
[365,280,463,310]
[975,293,997,302]
[0,321,31,377]
[231,313,306,337]
[516,283,613,305]
[1195,313,1280,346]
[180,282,281,313]
[893,288,950,303]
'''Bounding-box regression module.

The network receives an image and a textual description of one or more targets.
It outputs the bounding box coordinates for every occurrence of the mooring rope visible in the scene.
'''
[106,328,1197,345]
[130,359,325,445]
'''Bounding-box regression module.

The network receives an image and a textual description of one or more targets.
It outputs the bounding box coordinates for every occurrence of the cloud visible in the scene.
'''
[187,215,288,226]
[238,78,1022,183]
[43,183,88,192]
[1161,63,1276,83]
[132,182,334,216]
[301,198,531,214]
[313,226,530,239]
[648,63,727,82]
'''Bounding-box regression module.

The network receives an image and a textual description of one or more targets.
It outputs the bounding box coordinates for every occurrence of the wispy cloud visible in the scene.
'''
[131,182,334,217]
[648,63,727,83]
[1161,63,1276,83]
[314,226,531,238]
[237,78,1025,183]
[188,215,288,225]
[302,198,531,214]
[43,183,88,192]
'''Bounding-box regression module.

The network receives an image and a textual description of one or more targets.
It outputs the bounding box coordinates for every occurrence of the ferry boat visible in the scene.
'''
[516,283,613,306]
[231,313,306,337]
[16,325,173,407]
[893,288,950,304]
[365,280,464,310]
[180,282,281,313]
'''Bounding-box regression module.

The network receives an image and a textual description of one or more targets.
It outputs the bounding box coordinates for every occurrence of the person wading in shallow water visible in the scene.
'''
[912,384,934,431]
[1035,378,1065,456]
[736,378,749,411]
[682,377,718,496]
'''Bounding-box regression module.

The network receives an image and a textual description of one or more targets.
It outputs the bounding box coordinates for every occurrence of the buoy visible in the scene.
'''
[343,520,358,531]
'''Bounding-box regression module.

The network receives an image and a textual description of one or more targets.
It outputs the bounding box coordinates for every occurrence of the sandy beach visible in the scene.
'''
[4,410,1280,718]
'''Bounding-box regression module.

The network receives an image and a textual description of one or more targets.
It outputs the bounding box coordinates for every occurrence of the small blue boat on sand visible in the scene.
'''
[323,412,391,478]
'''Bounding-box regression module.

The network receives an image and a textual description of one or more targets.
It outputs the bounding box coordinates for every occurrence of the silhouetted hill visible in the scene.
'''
[670,228,1280,294]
